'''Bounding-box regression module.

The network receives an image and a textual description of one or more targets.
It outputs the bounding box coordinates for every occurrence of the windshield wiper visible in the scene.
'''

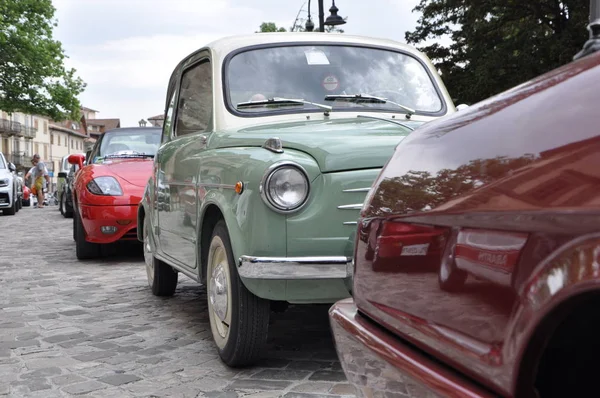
[324,94,415,117]
[236,97,332,112]
[104,153,155,159]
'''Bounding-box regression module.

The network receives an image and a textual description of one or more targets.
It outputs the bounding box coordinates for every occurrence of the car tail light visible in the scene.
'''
[373,221,449,272]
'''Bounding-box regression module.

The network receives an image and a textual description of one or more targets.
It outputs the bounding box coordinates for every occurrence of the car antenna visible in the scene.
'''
[574,0,600,60]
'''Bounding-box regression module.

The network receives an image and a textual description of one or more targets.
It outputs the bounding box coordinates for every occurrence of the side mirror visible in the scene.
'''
[8,163,16,172]
[58,172,68,179]
[68,153,85,169]
[456,104,469,111]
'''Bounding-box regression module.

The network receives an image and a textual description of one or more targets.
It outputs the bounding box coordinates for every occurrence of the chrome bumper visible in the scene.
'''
[238,255,353,280]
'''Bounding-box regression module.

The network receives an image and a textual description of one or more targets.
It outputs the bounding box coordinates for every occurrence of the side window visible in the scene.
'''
[175,60,213,137]
[162,91,176,143]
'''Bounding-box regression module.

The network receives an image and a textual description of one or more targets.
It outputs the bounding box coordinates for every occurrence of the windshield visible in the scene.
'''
[226,45,444,115]
[98,129,161,160]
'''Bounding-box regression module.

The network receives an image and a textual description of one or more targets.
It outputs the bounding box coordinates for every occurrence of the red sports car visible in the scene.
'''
[69,127,161,259]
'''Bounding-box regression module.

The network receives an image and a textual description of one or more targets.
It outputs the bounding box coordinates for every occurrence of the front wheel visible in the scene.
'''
[144,219,177,296]
[75,210,101,259]
[3,192,16,216]
[207,220,270,367]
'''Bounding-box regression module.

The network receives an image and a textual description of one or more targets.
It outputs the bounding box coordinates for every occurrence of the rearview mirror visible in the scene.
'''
[68,153,85,169]
[8,163,16,172]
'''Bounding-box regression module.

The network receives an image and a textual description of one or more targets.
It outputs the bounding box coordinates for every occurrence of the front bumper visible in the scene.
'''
[238,255,352,279]
[80,204,138,244]
[0,186,13,208]
[329,299,492,398]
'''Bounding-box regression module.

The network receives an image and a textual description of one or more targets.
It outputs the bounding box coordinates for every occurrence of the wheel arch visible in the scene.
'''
[510,234,600,396]
[197,202,226,284]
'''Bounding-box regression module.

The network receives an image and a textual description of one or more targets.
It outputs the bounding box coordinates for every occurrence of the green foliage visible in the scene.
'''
[257,22,287,33]
[0,0,86,121]
[405,0,589,105]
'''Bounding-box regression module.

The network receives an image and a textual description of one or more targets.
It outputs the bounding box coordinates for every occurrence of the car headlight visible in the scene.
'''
[260,162,310,213]
[87,176,123,196]
[0,179,8,187]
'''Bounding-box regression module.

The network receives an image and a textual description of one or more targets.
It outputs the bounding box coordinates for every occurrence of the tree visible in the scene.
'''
[257,22,287,32]
[0,0,86,121]
[405,0,589,105]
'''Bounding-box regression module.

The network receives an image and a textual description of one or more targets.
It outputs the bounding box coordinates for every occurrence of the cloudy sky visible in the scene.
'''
[52,0,423,127]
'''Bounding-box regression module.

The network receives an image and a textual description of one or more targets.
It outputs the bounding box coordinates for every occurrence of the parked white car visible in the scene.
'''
[0,152,19,215]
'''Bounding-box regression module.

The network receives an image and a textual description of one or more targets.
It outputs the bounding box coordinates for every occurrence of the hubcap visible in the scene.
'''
[144,223,154,285]
[209,264,228,321]
[207,237,232,349]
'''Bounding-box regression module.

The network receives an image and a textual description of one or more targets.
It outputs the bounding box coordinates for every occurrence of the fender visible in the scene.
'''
[506,233,600,394]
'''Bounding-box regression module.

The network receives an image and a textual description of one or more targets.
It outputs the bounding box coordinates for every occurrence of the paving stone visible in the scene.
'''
[308,371,348,382]
[291,382,335,394]
[282,393,342,398]
[73,350,116,362]
[226,379,292,391]
[61,380,107,395]
[20,366,62,379]
[330,383,356,395]
[51,373,87,386]
[98,373,142,386]
[251,369,311,381]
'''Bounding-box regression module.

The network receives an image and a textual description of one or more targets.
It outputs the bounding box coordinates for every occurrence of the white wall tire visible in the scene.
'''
[207,220,270,367]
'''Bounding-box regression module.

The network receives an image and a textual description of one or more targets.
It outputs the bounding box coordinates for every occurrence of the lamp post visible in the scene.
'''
[138,119,147,127]
[306,0,346,32]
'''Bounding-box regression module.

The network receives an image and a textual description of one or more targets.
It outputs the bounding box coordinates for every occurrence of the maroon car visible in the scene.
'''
[330,7,600,398]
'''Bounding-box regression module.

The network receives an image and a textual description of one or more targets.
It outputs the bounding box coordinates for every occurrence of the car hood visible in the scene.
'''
[100,158,153,187]
[213,118,421,173]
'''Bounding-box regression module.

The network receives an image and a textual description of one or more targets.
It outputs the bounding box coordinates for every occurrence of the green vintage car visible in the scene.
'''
[137,32,456,366]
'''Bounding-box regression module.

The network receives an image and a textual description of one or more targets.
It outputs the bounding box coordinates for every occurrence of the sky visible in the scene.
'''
[52,0,423,127]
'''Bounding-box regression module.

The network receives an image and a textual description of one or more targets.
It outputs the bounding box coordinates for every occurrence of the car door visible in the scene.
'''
[157,53,214,269]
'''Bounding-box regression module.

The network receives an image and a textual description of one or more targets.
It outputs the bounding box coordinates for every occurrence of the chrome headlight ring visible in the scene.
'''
[259,161,310,214]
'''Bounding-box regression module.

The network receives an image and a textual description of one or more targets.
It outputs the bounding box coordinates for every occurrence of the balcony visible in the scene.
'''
[12,121,23,137]
[10,153,27,167]
[23,126,36,139]
[0,119,9,135]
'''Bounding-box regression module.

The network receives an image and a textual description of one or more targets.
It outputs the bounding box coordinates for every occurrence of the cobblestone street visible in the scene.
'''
[0,207,355,398]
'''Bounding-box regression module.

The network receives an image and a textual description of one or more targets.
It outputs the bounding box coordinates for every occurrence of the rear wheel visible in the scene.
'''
[207,220,270,367]
[64,193,74,218]
[75,209,101,259]
[144,219,177,296]
[59,192,65,216]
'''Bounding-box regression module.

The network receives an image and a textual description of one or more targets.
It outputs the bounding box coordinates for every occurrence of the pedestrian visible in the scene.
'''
[27,154,51,208]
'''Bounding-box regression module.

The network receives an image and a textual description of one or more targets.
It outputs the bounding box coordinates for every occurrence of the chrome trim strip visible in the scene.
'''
[337,204,364,210]
[342,187,371,193]
[357,114,415,130]
[238,255,352,279]
[343,221,358,225]
[166,181,235,190]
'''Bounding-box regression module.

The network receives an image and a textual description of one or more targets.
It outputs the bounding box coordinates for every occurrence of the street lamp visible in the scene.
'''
[325,1,346,27]
[307,0,346,32]
[138,119,147,127]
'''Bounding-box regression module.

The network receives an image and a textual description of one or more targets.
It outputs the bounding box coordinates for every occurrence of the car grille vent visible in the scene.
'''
[338,187,370,225]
